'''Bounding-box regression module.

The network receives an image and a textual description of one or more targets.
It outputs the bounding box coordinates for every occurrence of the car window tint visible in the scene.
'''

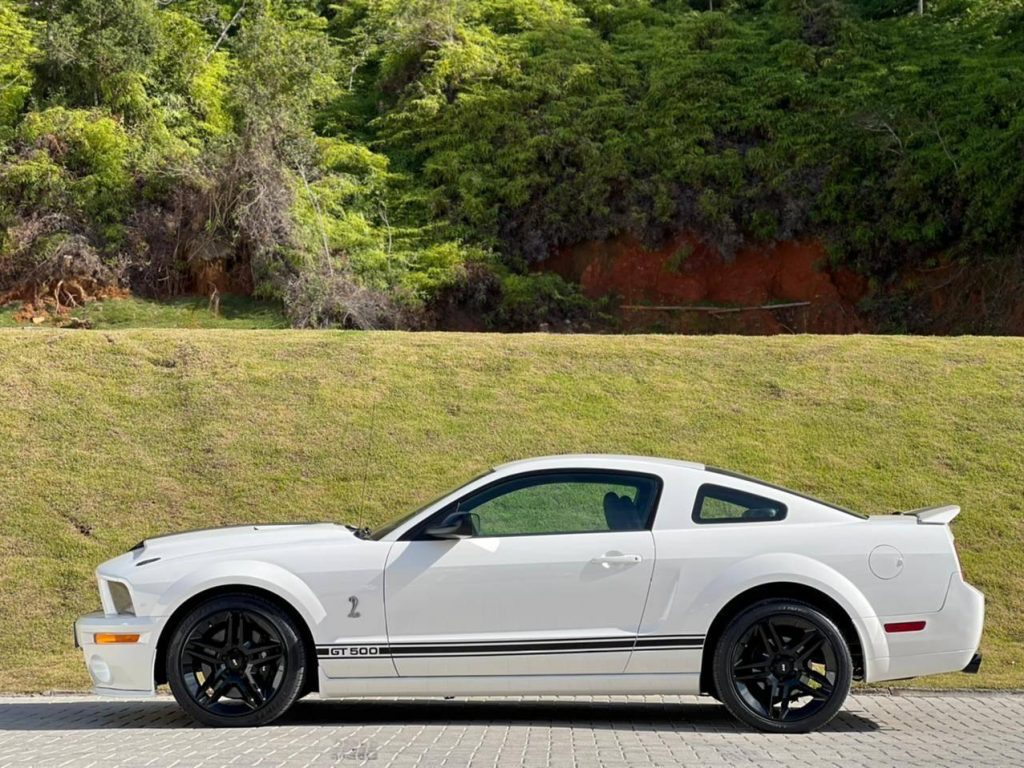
[692,484,787,524]
[458,472,659,537]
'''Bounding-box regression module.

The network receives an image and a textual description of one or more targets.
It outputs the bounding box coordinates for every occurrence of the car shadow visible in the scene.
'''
[0,697,880,733]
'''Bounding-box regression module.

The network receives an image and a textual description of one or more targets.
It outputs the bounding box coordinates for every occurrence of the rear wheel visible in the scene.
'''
[712,600,852,733]
[166,594,308,727]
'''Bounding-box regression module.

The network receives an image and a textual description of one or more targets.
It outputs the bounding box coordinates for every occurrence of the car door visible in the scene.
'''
[383,470,660,677]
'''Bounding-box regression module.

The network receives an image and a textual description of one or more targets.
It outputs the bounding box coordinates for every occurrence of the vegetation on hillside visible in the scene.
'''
[0,331,1021,691]
[1,0,1023,330]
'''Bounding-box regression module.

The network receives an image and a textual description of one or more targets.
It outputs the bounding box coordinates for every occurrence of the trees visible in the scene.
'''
[1,0,1023,331]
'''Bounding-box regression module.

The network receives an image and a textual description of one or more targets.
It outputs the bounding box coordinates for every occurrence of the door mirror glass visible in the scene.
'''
[424,511,479,539]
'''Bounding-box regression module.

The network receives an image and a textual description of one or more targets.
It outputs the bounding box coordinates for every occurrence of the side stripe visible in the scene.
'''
[316,635,703,659]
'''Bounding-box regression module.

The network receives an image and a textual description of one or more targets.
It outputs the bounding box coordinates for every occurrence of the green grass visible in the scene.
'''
[0,295,289,330]
[0,331,1021,692]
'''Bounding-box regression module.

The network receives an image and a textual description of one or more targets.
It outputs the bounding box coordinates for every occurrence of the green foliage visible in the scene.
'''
[3,0,1024,329]
[37,0,160,121]
[0,1,38,131]
[5,107,135,228]
[491,272,598,330]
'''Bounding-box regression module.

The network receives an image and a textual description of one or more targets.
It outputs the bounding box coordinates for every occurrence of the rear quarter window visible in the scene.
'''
[692,483,787,524]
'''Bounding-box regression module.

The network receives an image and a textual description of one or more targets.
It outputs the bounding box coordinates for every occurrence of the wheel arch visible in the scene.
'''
[698,582,866,696]
[153,584,319,692]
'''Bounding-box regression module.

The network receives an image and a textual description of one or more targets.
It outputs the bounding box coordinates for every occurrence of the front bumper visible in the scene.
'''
[75,612,165,696]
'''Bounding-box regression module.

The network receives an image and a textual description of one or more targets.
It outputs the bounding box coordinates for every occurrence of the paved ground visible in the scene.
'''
[0,692,1021,768]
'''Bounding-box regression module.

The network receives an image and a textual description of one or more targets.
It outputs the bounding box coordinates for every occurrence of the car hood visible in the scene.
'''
[124,522,357,564]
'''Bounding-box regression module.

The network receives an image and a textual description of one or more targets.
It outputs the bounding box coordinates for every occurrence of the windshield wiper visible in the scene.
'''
[344,524,373,540]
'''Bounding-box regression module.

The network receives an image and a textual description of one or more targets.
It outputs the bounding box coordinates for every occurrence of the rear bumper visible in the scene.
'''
[866,575,984,683]
[75,612,164,696]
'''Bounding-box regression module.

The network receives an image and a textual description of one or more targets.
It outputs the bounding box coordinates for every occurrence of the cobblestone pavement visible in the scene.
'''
[0,692,1021,768]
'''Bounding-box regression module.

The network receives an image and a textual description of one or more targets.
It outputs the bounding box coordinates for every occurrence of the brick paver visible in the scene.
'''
[0,692,1020,767]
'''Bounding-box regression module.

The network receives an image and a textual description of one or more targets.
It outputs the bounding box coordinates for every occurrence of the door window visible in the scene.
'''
[428,471,661,537]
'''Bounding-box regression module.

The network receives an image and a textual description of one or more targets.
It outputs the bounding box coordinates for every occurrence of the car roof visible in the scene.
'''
[493,454,705,473]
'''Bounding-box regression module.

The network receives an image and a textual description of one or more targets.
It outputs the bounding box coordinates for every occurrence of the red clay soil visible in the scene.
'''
[543,233,868,334]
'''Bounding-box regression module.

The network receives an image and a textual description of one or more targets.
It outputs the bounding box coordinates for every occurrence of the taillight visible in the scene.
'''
[884,621,926,633]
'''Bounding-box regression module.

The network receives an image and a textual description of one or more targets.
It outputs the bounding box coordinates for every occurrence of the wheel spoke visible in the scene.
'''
[805,669,835,696]
[788,627,818,655]
[236,672,264,710]
[767,680,781,718]
[196,669,228,705]
[223,612,235,650]
[734,671,771,682]
[234,612,246,647]
[755,623,775,654]
[778,681,793,719]
[793,630,825,664]
[247,642,283,657]
[734,659,768,671]
[184,642,221,666]
[766,619,784,653]
[796,679,831,701]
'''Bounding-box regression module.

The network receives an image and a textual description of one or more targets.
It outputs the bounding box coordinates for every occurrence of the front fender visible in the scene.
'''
[692,553,888,677]
[154,559,327,629]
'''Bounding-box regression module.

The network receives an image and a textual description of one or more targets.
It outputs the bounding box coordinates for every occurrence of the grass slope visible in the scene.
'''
[0,296,288,330]
[0,331,1021,692]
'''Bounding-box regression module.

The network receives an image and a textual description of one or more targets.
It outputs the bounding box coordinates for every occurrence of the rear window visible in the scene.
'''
[692,484,787,524]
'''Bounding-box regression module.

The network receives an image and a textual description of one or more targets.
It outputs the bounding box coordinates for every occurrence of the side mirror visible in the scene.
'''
[424,511,478,540]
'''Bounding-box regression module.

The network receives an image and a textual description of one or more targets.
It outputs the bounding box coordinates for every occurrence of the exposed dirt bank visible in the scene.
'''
[544,234,868,334]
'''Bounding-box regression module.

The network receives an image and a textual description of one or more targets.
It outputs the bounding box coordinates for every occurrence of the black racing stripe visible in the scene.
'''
[385,648,644,659]
[388,636,635,648]
[390,639,636,655]
[317,635,706,659]
[634,637,704,648]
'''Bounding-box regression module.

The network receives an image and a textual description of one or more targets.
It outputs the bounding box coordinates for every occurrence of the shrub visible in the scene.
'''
[283,267,416,329]
[489,272,599,331]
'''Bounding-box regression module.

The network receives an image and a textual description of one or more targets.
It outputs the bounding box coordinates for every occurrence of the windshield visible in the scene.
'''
[367,469,494,540]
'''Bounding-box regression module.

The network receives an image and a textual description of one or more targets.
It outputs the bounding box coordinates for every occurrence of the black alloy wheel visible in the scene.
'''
[712,600,852,733]
[166,594,308,727]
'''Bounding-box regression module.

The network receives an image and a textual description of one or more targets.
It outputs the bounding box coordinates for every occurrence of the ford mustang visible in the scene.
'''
[74,455,984,732]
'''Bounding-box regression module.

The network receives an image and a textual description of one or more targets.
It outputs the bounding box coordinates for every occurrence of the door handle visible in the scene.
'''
[591,554,643,567]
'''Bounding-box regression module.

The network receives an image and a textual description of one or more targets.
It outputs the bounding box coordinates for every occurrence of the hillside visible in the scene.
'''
[3,1,1024,332]
[0,330,1021,691]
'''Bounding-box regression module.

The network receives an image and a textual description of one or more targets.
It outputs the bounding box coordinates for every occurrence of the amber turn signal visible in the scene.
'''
[94,633,140,644]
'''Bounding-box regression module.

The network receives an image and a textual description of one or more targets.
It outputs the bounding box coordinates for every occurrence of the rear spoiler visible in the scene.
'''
[903,504,960,525]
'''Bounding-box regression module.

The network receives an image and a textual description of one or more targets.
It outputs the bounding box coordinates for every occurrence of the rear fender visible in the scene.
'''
[694,553,888,676]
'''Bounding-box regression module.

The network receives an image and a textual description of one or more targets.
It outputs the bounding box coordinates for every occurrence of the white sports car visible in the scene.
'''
[75,455,984,732]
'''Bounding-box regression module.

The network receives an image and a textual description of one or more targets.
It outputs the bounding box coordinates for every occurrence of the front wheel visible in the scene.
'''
[166,594,308,727]
[712,600,852,733]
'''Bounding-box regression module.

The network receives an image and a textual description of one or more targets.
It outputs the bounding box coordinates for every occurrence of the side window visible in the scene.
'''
[692,484,787,524]
[437,472,660,537]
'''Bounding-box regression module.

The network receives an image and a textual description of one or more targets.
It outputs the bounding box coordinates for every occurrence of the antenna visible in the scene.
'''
[356,376,379,534]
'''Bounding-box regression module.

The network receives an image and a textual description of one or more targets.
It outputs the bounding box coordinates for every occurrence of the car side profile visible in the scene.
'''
[75,455,984,732]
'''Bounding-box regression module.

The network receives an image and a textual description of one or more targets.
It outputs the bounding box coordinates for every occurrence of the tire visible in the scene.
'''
[166,593,308,727]
[712,599,852,733]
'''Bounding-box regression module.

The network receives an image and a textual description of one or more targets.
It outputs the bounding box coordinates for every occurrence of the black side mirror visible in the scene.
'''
[424,511,478,539]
